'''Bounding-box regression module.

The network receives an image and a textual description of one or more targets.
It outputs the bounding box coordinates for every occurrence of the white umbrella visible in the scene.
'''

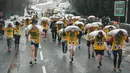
[58,29,64,33]
[88,15,96,19]
[18,16,24,22]
[27,24,43,32]
[104,25,116,29]
[23,16,32,20]
[89,30,106,37]
[56,21,64,24]
[108,29,128,36]
[80,18,86,21]
[38,17,50,25]
[93,22,103,26]
[5,20,15,28]
[65,25,81,32]
[13,20,22,25]
[75,16,81,19]
[13,15,19,18]
[74,21,84,25]
[41,17,50,21]
[66,14,74,17]
[85,23,99,29]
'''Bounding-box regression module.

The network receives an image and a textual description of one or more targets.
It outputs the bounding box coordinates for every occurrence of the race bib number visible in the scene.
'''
[97,42,102,46]
[115,45,120,49]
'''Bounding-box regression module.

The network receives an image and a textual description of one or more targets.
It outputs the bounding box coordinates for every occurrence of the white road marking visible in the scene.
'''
[42,66,46,73]
[39,43,41,49]
[40,51,43,60]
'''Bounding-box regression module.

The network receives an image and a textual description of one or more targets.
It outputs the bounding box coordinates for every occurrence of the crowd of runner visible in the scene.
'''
[0,12,129,72]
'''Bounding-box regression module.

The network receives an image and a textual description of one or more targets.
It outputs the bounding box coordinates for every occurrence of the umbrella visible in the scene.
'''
[89,30,106,37]
[56,21,64,24]
[85,23,99,29]
[74,21,84,25]
[104,25,116,29]
[13,15,19,18]
[23,16,32,20]
[38,17,50,25]
[75,16,81,19]
[88,15,96,19]
[14,20,22,25]
[41,17,50,21]
[79,18,86,21]
[93,22,103,26]
[5,20,15,28]
[65,25,81,32]
[108,29,128,36]
[18,16,24,22]
[27,24,43,32]
[58,29,64,33]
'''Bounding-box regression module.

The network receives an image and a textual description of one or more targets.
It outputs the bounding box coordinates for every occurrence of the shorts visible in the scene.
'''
[95,50,104,55]
[43,29,47,33]
[68,44,76,51]
[87,40,94,47]
[30,42,39,49]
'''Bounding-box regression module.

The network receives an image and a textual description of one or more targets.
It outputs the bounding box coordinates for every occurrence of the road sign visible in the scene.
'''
[114,1,125,16]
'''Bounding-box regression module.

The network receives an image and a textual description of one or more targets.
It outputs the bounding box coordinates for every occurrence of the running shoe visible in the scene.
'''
[113,67,116,71]
[8,48,11,52]
[118,68,122,72]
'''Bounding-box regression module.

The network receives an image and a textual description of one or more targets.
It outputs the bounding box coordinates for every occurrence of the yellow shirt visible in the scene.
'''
[24,20,32,27]
[94,36,106,50]
[29,29,40,44]
[63,19,68,27]
[86,28,98,41]
[66,31,79,46]
[104,28,113,40]
[42,22,49,30]
[111,36,127,50]
[5,27,15,38]
[59,31,67,40]
[14,25,21,35]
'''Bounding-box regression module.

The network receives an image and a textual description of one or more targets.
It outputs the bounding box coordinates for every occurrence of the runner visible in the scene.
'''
[74,21,84,49]
[59,28,68,54]
[24,17,32,42]
[108,30,129,71]
[65,26,80,62]
[56,21,64,45]
[85,23,99,59]
[14,21,21,50]
[0,18,5,39]
[5,22,15,52]
[103,25,116,57]
[40,18,49,40]
[90,31,106,68]
[27,20,41,65]
[50,18,57,42]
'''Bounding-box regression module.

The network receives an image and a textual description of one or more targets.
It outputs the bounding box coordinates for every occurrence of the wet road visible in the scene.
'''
[6,29,130,73]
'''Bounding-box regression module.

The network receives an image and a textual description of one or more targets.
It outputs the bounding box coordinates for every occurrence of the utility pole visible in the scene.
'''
[125,0,129,23]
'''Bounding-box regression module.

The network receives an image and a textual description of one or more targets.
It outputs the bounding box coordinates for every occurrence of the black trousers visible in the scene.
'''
[7,38,12,48]
[58,34,61,42]
[52,32,57,41]
[14,35,21,47]
[113,49,122,68]
[62,41,67,53]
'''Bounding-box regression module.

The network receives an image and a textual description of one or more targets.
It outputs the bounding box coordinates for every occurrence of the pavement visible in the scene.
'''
[3,29,129,73]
